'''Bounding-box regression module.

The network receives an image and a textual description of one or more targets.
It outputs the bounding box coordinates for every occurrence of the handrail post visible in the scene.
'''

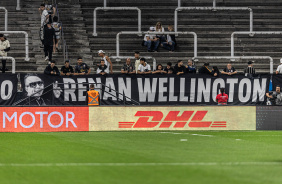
[93,8,98,36]
[249,8,253,32]
[24,32,30,61]
[104,0,107,8]
[193,33,197,58]
[0,7,8,31]
[178,0,181,8]
[174,9,178,33]
[16,0,21,10]
[116,32,121,57]
[231,32,235,57]
[137,9,141,33]
[213,0,216,9]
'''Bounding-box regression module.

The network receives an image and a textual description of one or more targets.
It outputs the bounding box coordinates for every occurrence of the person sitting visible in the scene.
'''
[44,60,59,76]
[161,25,176,52]
[97,60,108,75]
[221,63,237,75]
[174,60,186,75]
[137,58,151,74]
[155,22,165,42]
[164,62,174,74]
[152,64,166,74]
[60,60,74,76]
[244,61,256,77]
[216,88,228,105]
[121,58,135,74]
[143,27,159,52]
[185,59,196,73]
[198,63,217,77]
[74,57,91,75]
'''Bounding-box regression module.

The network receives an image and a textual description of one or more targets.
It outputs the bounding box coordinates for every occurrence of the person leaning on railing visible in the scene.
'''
[44,60,59,76]
[60,60,74,76]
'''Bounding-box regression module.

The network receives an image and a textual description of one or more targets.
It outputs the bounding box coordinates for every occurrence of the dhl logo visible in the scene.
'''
[119,111,226,128]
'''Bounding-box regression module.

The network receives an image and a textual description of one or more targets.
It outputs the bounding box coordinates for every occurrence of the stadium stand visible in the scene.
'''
[0,0,282,73]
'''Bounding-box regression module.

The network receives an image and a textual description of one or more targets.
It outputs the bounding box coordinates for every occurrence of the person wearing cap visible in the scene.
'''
[44,60,59,76]
[0,34,10,73]
[276,59,282,74]
[244,61,255,75]
[43,22,56,62]
[98,50,113,74]
[198,63,217,76]
[143,27,160,52]
[221,63,237,76]
[216,88,228,105]
[60,60,74,76]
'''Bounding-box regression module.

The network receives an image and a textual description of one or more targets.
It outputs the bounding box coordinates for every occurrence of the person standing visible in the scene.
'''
[216,88,228,105]
[244,61,256,76]
[51,16,61,53]
[87,84,99,106]
[134,51,140,74]
[39,4,49,47]
[44,22,56,62]
[98,50,113,74]
[0,34,10,73]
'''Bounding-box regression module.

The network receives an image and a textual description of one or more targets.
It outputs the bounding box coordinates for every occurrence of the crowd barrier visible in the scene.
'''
[0,105,281,132]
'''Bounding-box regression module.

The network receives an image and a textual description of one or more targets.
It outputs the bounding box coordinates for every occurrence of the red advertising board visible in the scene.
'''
[0,107,89,132]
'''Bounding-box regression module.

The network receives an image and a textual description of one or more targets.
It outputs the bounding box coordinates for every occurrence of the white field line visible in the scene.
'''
[0,162,281,167]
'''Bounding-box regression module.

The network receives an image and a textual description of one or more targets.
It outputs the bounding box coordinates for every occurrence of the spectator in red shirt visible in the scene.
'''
[216,88,228,105]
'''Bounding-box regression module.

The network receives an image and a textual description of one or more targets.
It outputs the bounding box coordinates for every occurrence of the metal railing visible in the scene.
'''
[192,56,274,74]
[93,7,141,36]
[0,56,16,73]
[231,31,282,58]
[13,82,140,106]
[16,0,21,10]
[116,31,198,58]
[0,31,30,61]
[0,7,8,31]
[174,6,253,33]
[110,56,157,71]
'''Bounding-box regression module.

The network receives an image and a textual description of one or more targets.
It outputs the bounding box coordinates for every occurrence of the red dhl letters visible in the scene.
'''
[119,111,226,128]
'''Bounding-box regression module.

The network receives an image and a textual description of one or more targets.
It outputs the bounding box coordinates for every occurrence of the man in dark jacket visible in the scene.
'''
[174,60,186,75]
[44,22,56,62]
[44,60,59,76]
[198,63,217,77]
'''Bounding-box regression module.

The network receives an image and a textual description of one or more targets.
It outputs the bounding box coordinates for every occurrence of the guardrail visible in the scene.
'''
[0,56,15,73]
[116,31,198,58]
[231,31,282,58]
[0,7,8,31]
[93,7,141,36]
[110,56,157,71]
[192,56,274,74]
[0,31,30,61]
[174,7,253,33]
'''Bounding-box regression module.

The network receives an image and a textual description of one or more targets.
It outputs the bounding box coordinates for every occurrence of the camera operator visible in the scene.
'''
[266,85,282,105]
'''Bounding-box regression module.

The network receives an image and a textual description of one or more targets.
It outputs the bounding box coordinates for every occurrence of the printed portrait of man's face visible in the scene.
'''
[25,75,44,97]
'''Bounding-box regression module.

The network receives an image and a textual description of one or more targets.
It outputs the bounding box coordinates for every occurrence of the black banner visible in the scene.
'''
[13,73,270,106]
[0,74,18,105]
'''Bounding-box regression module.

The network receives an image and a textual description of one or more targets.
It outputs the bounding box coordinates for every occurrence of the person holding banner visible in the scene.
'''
[216,88,228,105]
[87,84,99,106]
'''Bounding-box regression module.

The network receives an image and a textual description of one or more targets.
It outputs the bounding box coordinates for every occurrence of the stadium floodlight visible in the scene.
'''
[0,7,8,31]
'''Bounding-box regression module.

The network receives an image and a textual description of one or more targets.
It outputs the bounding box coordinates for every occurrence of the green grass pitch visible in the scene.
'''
[1,131,282,184]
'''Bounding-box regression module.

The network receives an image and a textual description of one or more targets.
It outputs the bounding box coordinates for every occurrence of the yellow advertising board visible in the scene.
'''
[89,106,256,131]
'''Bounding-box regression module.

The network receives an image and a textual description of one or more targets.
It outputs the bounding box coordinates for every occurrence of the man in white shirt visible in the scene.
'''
[138,58,151,74]
[143,27,159,52]
[39,4,49,47]
[276,58,282,74]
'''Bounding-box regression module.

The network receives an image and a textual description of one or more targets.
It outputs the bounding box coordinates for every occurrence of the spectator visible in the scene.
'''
[216,88,228,105]
[44,22,56,62]
[134,51,140,74]
[39,4,49,47]
[276,58,282,74]
[51,16,61,53]
[121,58,135,74]
[266,85,282,105]
[98,50,113,74]
[0,34,10,73]
[164,62,174,74]
[97,60,108,75]
[212,66,220,77]
[152,64,166,74]
[44,60,59,76]
[75,57,91,75]
[198,63,217,77]
[138,58,151,74]
[143,27,159,52]
[221,63,237,75]
[174,60,186,75]
[60,60,74,76]
[244,61,256,77]
[155,22,165,42]
[185,59,196,73]
[44,1,56,24]
[87,84,99,106]
[161,25,176,52]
